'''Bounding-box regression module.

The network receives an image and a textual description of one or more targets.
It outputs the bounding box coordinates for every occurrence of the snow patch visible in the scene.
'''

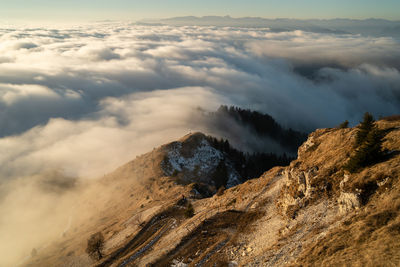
[163,138,240,188]
[165,139,223,175]
[171,260,188,267]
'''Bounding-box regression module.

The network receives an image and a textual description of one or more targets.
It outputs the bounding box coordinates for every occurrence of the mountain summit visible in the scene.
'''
[161,132,241,188]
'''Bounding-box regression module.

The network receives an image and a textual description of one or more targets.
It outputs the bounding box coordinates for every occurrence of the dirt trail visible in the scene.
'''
[152,204,265,267]
[195,238,229,267]
[99,176,277,267]
[119,220,175,267]
[97,207,183,267]
[147,176,279,266]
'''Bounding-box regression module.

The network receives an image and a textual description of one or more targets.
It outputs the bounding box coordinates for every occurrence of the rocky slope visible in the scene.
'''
[161,132,241,188]
[27,119,400,267]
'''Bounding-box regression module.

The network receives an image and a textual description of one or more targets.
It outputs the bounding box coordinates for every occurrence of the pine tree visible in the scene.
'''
[354,112,374,147]
[362,127,385,165]
[344,146,367,173]
[345,114,384,173]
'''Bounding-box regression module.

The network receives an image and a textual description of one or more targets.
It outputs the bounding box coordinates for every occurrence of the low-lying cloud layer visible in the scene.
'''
[0,22,400,265]
[1,21,400,178]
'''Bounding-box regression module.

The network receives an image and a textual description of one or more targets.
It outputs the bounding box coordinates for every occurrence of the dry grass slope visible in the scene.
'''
[26,120,400,267]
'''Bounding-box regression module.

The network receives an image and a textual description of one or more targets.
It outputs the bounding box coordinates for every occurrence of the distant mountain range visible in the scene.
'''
[138,16,400,37]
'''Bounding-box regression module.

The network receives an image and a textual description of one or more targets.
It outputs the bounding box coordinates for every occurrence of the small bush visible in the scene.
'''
[86,232,105,260]
[338,120,349,129]
[185,203,195,218]
[216,186,225,196]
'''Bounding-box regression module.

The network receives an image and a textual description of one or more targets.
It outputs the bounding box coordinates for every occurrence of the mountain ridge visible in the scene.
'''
[25,117,400,267]
[138,16,400,37]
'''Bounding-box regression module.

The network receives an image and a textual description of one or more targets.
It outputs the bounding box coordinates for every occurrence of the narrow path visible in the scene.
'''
[119,220,174,267]
[195,238,229,267]
[110,175,279,266]
[97,213,173,267]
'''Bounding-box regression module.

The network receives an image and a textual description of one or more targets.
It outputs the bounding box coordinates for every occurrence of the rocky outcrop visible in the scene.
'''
[278,127,362,217]
[337,174,361,214]
[277,119,400,220]
[297,135,316,159]
[265,119,400,266]
[161,132,241,188]
[338,192,360,213]
[277,164,321,217]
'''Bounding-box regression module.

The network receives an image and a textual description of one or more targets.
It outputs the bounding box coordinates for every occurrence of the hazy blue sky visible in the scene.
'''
[1,0,399,22]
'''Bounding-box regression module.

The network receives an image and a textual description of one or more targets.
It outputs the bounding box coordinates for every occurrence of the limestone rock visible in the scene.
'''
[298,135,315,159]
[338,192,360,214]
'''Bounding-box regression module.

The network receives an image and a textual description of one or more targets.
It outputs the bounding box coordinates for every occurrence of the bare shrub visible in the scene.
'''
[185,202,194,218]
[86,232,104,260]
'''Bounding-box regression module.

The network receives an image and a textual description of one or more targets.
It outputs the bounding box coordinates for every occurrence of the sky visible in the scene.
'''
[1,0,400,22]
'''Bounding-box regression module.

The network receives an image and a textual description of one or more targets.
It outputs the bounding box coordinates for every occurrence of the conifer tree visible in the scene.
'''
[362,127,385,165]
[345,112,384,173]
[354,112,374,147]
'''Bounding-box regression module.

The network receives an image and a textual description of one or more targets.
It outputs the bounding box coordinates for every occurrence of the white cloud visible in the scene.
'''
[0,22,399,174]
[0,83,60,105]
[0,86,223,179]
